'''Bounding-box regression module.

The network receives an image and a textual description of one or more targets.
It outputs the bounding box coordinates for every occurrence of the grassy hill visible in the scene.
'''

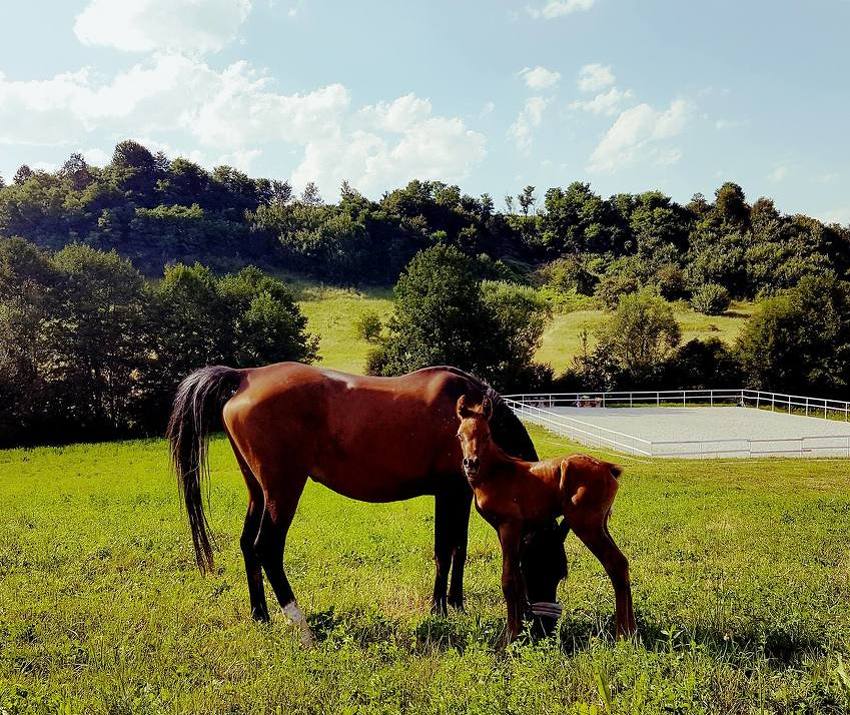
[1,428,848,712]
[297,286,754,376]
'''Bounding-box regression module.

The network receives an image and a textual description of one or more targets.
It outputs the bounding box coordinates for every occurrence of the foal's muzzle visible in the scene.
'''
[462,456,480,477]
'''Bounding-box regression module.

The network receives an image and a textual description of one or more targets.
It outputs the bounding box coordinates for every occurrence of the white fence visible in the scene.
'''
[505,388,850,420]
[503,388,850,459]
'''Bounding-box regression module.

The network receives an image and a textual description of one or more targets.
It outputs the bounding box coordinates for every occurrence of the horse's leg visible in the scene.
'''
[255,474,314,646]
[447,482,473,611]
[227,435,269,621]
[431,490,453,615]
[572,515,635,638]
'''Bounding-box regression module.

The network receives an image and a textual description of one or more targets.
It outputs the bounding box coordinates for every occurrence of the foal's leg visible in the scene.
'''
[229,438,269,621]
[447,484,473,611]
[498,522,525,643]
[255,474,314,645]
[572,514,636,638]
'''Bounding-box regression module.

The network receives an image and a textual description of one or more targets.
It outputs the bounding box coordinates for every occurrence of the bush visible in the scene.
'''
[540,257,599,296]
[355,310,383,343]
[690,283,731,315]
[595,269,640,310]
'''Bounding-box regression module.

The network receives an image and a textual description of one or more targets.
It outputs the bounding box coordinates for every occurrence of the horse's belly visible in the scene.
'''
[309,464,436,502]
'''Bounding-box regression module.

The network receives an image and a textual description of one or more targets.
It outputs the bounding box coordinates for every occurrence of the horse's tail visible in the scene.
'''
[166,365,243,574]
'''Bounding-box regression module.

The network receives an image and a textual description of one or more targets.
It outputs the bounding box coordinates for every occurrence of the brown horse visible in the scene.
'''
[166,362,549,644]
[455,395,637,642]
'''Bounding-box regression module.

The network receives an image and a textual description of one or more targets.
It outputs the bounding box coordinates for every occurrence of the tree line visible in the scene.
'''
[0,238,316,446]
[2,235,848,448]
[364,245,850,403]
[2,141,848,298]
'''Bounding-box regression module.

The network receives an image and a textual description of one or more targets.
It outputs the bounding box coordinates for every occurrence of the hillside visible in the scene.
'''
[297,286,754,376]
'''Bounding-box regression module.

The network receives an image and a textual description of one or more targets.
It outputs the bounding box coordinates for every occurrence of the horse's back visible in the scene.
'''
[222,363,482,500]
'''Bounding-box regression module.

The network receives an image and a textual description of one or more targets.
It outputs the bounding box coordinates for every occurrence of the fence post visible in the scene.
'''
[772,394,775,412]
[806,397,809,417]
[630,393,633,408]
[710,390,714,407]
[683,391,686,406]
[602,392,606,408]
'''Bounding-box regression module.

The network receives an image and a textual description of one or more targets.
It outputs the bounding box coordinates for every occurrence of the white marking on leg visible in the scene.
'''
[282,600,316,647]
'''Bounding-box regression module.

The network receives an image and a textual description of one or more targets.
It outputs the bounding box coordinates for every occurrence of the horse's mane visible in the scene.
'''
[434,366,539,462]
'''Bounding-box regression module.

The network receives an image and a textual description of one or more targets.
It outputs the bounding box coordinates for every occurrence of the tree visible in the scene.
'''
[596,289,681,380]
[735,275,850,396]
[517,186,536,216]
[13,165,33,185]
[301,181,323,206]
[370,245,549,390]
[110,140,158,196]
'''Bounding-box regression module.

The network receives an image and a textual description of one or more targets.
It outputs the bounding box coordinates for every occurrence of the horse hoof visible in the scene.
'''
[430,600,448,616]
[448,599,465,612]
[251,607,270,622]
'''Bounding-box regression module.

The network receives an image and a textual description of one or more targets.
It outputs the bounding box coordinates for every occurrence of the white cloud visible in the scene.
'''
[527,0,595,20]
[822,207,850,225]
[768,165,789,182]
[74,0,252,54]
[508,96,548,153]
[577,63,615,92]
[518,66,561,90]
[715,118,748,130]
[0,56,485,197]
[588,99,693,173]
[570,86,634,116]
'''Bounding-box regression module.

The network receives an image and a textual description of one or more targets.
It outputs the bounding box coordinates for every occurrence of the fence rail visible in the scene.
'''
[504,388,850,422]
[503,388,850,458]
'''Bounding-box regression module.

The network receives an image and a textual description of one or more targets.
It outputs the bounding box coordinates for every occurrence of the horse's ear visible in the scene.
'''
[456,395,468,419]
[482,396,493,421]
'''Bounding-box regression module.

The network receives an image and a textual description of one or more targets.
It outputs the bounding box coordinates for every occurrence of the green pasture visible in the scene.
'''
[296,288,753,376]
[2,426,849,713]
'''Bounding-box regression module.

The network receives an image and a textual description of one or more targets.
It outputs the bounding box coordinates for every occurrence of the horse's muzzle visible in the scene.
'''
[529,601,563,638]
[530,601,563,619]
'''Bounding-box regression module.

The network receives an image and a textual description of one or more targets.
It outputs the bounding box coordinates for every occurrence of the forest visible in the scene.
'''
[2,140,847,294]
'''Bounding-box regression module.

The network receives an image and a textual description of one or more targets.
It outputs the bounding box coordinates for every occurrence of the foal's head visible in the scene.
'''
[455,394,494,480]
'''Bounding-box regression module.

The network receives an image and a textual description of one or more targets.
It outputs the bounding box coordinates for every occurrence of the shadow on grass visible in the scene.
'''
[302,605,828,667]
[558,611,829,666]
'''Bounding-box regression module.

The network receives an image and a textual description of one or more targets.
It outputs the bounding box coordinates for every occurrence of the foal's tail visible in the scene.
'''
[166,365,243,574]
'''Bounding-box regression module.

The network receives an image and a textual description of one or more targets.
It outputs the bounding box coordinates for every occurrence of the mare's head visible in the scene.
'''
[520,521,569,638]
[455,394,568,639]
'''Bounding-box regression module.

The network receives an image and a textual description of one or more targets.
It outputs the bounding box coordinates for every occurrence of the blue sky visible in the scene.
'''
[1,0,848,223]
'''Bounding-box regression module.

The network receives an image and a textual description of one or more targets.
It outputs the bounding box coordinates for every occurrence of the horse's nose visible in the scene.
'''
[463,457,479,471]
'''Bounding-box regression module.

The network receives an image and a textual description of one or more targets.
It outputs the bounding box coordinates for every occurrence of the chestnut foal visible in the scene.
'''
[456,395,637,642]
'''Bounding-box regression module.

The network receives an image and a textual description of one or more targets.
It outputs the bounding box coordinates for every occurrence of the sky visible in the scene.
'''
[0,0,848,224]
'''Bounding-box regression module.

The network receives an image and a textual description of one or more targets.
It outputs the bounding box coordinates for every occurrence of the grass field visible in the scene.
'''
[2,427,850,713]
[297,287,753,376]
